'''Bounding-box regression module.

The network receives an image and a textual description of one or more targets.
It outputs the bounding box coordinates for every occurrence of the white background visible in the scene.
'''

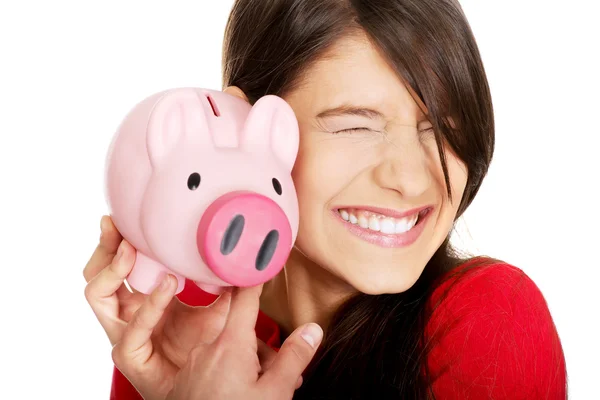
[1,1,598,398]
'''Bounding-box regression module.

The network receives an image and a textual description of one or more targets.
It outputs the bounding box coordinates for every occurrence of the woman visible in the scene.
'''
[84,0,567,398]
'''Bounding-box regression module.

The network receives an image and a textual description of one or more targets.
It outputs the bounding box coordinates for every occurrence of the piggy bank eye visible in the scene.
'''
[188,173,201,190]
[272,178,282,195]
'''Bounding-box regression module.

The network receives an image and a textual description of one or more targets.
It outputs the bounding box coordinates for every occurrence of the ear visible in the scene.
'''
[146,89,211,168]
[223,86,249,103]
[240,95,299,171]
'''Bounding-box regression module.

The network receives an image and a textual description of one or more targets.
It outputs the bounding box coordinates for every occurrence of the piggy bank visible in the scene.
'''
[104,87,300,295]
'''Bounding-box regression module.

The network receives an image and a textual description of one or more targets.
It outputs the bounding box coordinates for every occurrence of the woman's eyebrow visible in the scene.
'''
[316,104,430,123]
[316,105,384,119]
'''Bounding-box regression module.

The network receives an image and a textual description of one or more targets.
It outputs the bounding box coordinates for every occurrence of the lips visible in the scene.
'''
[332,205,433,248]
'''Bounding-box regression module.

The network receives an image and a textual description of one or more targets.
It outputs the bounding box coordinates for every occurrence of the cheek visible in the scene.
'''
[436,152,468,227]
[291,134,358,206]
[423,137,468,203]
[447,154,468,208]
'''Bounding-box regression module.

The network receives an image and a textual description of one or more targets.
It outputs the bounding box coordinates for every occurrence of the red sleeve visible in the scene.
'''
[425,263,567,399]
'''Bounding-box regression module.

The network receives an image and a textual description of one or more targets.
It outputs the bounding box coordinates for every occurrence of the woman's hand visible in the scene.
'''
[84,215,317,399]
[166,285,323,400]
[83,216,232,399]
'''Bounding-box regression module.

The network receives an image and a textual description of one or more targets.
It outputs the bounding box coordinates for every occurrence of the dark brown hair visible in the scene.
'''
[223,1,496,398]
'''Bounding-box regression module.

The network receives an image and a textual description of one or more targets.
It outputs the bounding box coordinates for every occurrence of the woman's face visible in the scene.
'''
[282,33,469,295]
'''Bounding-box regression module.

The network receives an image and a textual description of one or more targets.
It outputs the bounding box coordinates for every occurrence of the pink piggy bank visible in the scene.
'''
[104,87,300,295]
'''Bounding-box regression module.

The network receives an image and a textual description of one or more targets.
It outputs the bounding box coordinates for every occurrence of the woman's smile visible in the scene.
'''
[331,205,433,248]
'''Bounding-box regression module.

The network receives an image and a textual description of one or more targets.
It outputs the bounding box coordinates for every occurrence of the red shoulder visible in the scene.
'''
[425,260,567,399]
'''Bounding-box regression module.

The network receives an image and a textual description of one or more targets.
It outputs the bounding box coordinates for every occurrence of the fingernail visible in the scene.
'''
[300,323,322,349]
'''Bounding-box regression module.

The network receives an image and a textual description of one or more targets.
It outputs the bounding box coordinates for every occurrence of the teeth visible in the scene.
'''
[368,216,380,231]
[340,209,349,221]
[358,215,369,228]
[338,208,420,234]
[380,219,396,234]
[396,218,413,233]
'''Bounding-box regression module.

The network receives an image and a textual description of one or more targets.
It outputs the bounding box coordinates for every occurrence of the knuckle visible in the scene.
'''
[83,282,95,303]
[111,343,137,373]
[148,290,164,309]
[108,258,126,279]
[83,250,104,282]
[130,310,147,332]
[108,254,120,270]
[187,344,209,368]
[111,344,124,366]
[218,329,241,346]
[189,345,204,362]
[287,338,312,363]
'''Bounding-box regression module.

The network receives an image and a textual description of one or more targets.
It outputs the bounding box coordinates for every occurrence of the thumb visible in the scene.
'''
[258,323,323,392]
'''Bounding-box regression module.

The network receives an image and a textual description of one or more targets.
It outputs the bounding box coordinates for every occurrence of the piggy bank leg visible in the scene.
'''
[126,251,186,295]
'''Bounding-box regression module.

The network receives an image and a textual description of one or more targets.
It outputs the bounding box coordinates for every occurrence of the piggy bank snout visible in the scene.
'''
[197,191,293,287]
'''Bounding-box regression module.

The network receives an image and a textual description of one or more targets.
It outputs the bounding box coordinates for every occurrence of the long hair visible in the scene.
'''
[222,1,496,398]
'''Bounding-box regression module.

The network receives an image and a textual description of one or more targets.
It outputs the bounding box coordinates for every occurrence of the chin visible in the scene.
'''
[342,261,425,295]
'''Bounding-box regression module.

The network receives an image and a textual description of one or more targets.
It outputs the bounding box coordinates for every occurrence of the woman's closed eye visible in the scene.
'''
[333,127,434,134]
[332,127,381,134]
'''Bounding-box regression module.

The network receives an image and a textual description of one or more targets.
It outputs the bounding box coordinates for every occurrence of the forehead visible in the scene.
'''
[289,32,428,120]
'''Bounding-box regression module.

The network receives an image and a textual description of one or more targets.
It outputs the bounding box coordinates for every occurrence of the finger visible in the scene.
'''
[258,323,322,392]
[86,240,135,300]
[170,289,233,351]
[84,215,122,282]
[115,289,147,323]
[182,286,232,325]
[117,274,178,364]
[84,240,136,343]
[204,286,233,315]
[257,338,303,389]
[222,284,263,338]
[257,338,277,372]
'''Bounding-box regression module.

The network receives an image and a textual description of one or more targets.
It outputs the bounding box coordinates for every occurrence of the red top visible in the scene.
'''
[110,261,567,399]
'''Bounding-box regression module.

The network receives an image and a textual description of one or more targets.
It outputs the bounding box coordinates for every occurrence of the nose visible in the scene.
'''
[372,141,432,197]
[197,191,293,287]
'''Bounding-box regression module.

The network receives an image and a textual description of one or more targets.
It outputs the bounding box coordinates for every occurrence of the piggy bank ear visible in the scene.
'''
[147,89,211,168]
[240,95,299,171]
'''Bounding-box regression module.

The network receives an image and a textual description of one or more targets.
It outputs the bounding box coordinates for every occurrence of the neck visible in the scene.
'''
[260,247,357,340]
